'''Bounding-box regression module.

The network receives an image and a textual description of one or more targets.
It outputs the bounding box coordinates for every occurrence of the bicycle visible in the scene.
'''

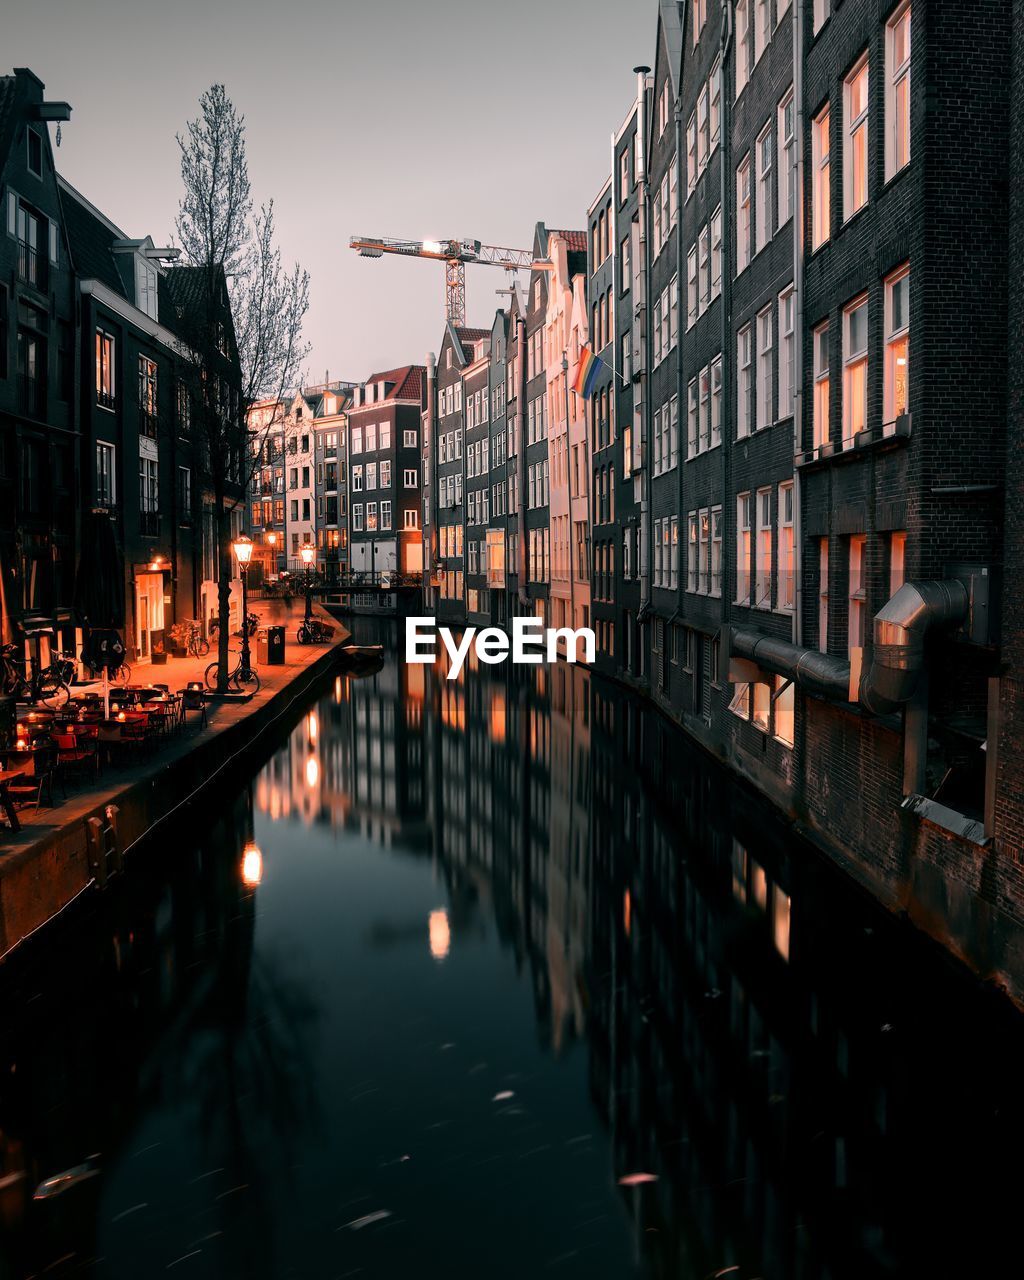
[296,617,334,645]
[184,623,209,658]
[1,644,70,709]
[80,649,131,684]
[204,652,261,694]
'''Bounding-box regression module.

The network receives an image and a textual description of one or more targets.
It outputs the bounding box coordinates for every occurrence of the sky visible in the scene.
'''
[7,0,655,387]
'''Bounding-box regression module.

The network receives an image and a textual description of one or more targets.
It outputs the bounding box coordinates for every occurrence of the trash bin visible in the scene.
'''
[257,625,286,666]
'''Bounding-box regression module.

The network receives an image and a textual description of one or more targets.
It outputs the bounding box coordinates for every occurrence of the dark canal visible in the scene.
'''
[0,623,1021,1279]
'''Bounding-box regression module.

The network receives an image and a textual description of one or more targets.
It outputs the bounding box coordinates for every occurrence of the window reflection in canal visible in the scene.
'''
[0,626,1021,1279]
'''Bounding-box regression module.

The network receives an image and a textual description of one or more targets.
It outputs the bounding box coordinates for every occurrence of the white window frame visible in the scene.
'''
[778,286,795,421]
[842,294,868,449]
[813,321,830,451]
[756,306,773,431]
[848,534,866,654]
[755,487,772,608]
[736,0,750,98]
[844,55,870,221]
[884,264,910,429]
[710,205,722,297]
[777,481,795,612]
[737,324,752,439]
[736,155,751,273]
[886,3,912,179]
[736,492,752,604]
[812,105,831,251]
[777,88,795,227]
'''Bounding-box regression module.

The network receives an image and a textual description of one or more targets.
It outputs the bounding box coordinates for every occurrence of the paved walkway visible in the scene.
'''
[0,600,349,860]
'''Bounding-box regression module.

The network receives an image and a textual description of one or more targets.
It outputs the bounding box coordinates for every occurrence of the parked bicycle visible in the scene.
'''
[210,612,260,640]
[204,652,261,695]
[1,643,70,708]
[184,622,209,657]
[80,648,131,684]
[296,617,334,645]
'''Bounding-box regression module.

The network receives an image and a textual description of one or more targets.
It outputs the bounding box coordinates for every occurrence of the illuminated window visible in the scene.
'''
[812,106,831,250]
[842,295,868,448]
[886,4,912,178]
[844,56,870,219]
[813,321,830,450]
[884,265,910,428]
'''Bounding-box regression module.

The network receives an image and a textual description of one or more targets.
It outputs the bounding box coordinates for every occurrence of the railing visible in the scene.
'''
[97,390,116,411]
[18,240,46,291]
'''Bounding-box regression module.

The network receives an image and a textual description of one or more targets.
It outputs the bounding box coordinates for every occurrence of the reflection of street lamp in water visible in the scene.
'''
[242,840,263,888]
[305,754,319,788]
[429,908,450,961]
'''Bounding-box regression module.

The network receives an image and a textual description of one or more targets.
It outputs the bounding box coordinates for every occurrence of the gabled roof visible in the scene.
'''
[0,76,18,166]
[60,181,128,296]
[550,229,588,254]
[357,364,424,404]
[657,1,685,100]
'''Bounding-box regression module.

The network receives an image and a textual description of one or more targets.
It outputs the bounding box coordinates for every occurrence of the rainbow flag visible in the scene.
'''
[573,345,602,398]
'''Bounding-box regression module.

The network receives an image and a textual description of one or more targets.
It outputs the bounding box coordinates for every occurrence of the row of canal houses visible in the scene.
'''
[1,66,246,668]
[270,2,1023,969]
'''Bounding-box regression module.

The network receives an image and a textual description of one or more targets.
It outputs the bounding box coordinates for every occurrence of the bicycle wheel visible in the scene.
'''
[39,679,70,710]
[113,661,131,685]
[232,667,261,695]
[296,625,309,645]
[196,637,210,657]
[204,661,222,691]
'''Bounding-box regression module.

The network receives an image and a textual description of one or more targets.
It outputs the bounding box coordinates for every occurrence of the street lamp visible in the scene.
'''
[232,533,254,676]
[241,839,263,888]
[300,542,315,621]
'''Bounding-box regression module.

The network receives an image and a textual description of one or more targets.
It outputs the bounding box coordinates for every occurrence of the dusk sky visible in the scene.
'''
[8,0,653,387]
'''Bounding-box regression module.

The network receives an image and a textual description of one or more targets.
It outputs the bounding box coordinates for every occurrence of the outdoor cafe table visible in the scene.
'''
[0,767,26,833]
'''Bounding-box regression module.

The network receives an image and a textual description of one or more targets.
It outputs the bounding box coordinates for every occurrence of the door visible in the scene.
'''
[138,591,151,659]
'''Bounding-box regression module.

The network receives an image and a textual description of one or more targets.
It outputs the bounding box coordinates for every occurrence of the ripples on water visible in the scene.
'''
[0,626,1021,1278]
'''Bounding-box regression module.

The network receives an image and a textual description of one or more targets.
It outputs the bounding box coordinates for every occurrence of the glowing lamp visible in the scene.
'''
[241,841,263,887]
[305,755,319,788]
[232,534,254,567]
[429,908,451,961]
[300,543,315,566]
[267,530,278,546]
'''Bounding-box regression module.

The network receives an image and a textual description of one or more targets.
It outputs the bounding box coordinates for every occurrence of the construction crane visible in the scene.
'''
[349,235,550,327]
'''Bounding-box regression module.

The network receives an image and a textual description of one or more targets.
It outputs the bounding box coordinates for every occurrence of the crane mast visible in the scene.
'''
[349,234,548,326]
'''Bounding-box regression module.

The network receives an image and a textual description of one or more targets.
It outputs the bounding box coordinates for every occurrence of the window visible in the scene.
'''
[814,0,830,34]
[687,246,698,328]
[756,307,773,430]
[404,428,417,447]
[886,4,911,178]
[736,493,752,603]
[659,81,670,138]
[687,379,698,457]
[178,465,191,515]
[620,147,631,202]
[381,500,392,530]
[774,677,795,746]
[711,356,722,447]
[366,501,378,531]
[752,681,771,732]
[698,86,710,170]
[778,287,795,420]
[711,506,722,595]
[844,57,870,220]
[710,205,722,297]
[778,482,794,611]
[380,460,392,488]
[405,508,419,529]
[95,330,115,409]
[96,441,116,506]
[698,227,710,309]
[884,265,910,428]
[27,129,43,177]
[138,356,158,435]
[755,488,772,607]
[710,59,721,147]
[755,124,772,254]
[351,425,363,454]
[842,295,868,448]
[365,461,377,490]
[698,510,710,592]
[177,379,191,433]
[736,155,751,272]
[687,513,698,592]
[139,455,159,517]
[12,198,49,290]
[813,321,830,450]
[812,106,831,250]
[736,0,750,97]
[737,325,752,438]
[692,0,706,42]
[686,115,697,194]
[352,465,363,492]
[848,535,866,653]
[778,88,795,226]
[754,0,769,65]
[818,538,829,651]
[353,504,364,531]
[699,366,711,452]
[135,255,158,321]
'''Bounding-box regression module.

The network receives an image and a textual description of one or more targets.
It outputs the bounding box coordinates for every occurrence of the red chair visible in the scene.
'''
[52,732,98,789]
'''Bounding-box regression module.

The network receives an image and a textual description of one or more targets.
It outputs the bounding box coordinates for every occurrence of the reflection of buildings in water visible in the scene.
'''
[255,662,427,846]
[0,793,265,1275]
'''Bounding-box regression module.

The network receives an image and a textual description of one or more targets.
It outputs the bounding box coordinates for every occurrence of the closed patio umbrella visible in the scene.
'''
[73,509,125,718]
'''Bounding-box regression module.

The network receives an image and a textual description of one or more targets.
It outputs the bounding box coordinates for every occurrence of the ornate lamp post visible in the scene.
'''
[232,533,254,675]
[300,542,315,622]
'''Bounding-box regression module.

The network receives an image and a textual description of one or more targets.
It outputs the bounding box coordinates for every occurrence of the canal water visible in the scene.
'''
[0,623,1021,1279]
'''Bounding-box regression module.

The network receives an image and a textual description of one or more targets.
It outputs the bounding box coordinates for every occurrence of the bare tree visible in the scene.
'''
[172,84,310,690]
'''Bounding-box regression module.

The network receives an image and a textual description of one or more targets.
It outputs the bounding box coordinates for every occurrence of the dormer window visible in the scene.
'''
[135,254,158,321]
[27,130,42,178]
